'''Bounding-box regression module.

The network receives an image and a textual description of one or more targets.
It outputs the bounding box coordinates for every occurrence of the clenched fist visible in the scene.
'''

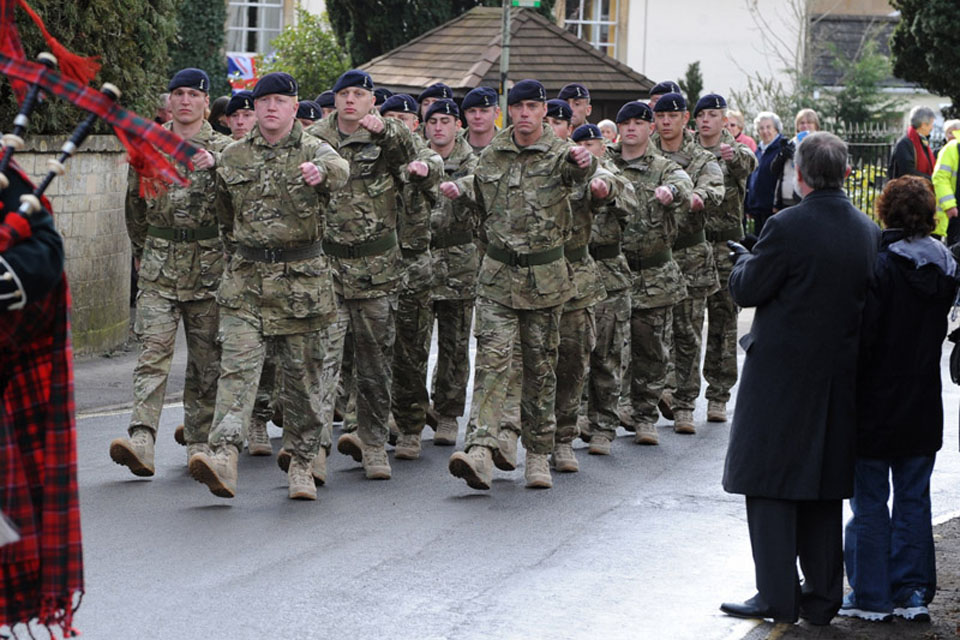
[193,149,215,170]
[439,181,460,199]
[359,113,384,134]
[568,146,592,168]
[654,185,674,205]
[590,177,610,200]
[300,162,325,186]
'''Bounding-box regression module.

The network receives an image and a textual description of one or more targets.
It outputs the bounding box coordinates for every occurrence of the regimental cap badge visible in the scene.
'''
[199,78,205,91]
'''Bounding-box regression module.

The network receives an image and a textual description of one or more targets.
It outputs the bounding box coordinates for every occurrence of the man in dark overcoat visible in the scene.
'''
[719,132,881,625]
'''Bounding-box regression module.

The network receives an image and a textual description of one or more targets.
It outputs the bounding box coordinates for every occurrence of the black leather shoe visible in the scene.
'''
[720,595,797,623]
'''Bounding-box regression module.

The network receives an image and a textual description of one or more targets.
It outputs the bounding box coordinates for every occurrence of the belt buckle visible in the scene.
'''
[173,228,191,242]
[264,248,282,263]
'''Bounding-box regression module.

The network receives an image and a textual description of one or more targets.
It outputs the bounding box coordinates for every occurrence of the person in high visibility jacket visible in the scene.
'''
[932,121,960,244]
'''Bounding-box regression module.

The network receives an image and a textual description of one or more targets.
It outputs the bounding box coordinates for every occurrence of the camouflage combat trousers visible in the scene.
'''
[313,301,349,452]
[670,294,707,411]
[335,324,356,426]
[588,289,630,437]
[703,254,739,403]
[630,305,672,427]
[392,289,433,435]
[207,311,328,461]
[500,336,522,434]
[554,307,596,444]
[129,289,219,445]
[464,297,562,456]
[329,295,397,447]
[430,298,474,418]
[252,342,279,426]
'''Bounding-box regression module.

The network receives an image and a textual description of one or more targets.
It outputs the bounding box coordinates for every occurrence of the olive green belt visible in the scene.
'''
[323,231,397,259]
[431,230,473,250]
[706,226,744,243]
[625,248,673,272]
[674,229,707,251]
[564,243,588,263]
[237,242,323,263]
[486,243,564,267]
[147,224,218,242]
[589,243,621,261]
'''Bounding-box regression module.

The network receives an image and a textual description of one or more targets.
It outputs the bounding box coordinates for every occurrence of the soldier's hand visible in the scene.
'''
[439,181,461,199]
[359,113,385,134]
[727,239,749,264]
[719,143,734,161]
[193,149,215,171]
[691,193,705,212]
[948,207,958,219]
[407,160,429,178]
[590,177,610,200]
[300,162,325,186]
[568,146,592,168]
[654,186,674,205]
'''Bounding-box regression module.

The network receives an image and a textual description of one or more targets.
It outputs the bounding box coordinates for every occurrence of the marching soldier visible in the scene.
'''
[609,101,693,446]
[380,93,421,133]
[188,72,349,500]
[417,82,454,124]
[110,68,230,477]
[441,79,598,490]
[647,80,682,110]
[316,90,336,118]
[296,100,322,127]
[558,82,592,129]
[461,87,500,153]
[224,90,256,141]
[652,93,724,434]
[693,94,756,423]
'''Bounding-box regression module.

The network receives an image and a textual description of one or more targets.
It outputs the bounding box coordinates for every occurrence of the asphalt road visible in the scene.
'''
[63,310,960,640]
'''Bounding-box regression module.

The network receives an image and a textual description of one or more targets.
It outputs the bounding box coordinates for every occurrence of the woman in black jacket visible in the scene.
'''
[840,176,960,624]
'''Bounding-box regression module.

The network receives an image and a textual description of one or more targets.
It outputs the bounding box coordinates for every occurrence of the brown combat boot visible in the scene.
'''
[658,392,675,421]
[493,429,519,471]
[524,453,553,489]
[551,443,579,473]
[634,423,659,445]
[109,427,156,477]
[433,415,459,446]
[186,442,210,465]
[337,432,363,462]
[588,432,613,456]
[287,456,317,500]
[707,400,727,423]
[577,414,593,443]
[448,446,493,490]
[618,408,637,433]
[173,424,186,446]
[362,443,392,480]
[394,433,422,460]
[189,444,239,498]
[247,418,272,456]
[674,409,696,434]
[277,447,326,486]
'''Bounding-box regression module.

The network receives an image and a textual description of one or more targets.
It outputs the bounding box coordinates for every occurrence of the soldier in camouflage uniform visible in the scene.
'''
[110,68,230,478]
[609,101,693,446]
[573,123,638,455]
[306,70,433,480]
[188,72,349,500]
[652,93,725,434]
[461,87,500,154]
[441,79,598,491]
[379,93,444,459]
[693,94,756,423]
[417,83,454,130]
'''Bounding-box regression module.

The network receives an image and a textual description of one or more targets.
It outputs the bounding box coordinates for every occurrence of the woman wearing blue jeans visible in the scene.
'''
[841,175,960,623]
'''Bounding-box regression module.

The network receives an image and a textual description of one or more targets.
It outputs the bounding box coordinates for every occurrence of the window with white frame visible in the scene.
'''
[226,0,283,55]
[565,0,618,58]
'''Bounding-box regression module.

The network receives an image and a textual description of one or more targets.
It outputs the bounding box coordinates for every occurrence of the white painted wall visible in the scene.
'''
[298,0,326,17]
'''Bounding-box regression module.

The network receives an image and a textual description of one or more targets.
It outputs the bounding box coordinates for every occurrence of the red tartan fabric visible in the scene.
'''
[0,277,83,637]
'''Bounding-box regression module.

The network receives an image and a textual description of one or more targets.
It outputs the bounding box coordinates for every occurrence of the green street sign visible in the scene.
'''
[511,0,541,6]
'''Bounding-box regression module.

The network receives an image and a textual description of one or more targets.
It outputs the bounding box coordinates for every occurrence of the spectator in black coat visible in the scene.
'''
[888,105,937,180]
[840,175,959,624]
[744,111,785,235]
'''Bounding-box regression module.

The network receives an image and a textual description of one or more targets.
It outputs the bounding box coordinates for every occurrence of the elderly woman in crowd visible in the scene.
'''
[840,175,959,624]
[890,106,937,180]
[744,111,785,234]
[726,109,757,152]
[597,118,618,143]
[771,108,821,211]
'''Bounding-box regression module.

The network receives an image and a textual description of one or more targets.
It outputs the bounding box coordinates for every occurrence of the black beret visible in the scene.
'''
[558,83,590,100]
[546,99,572,121]
[461,87,498,110]
[297,100,322,121]
[572,123,604,142]
[649,80,681,97]
[168,68,210,93]
[693,93,727,117]
[417,83,453,102]
[616,101,653,123]
[315,90,335,108]
[252,72,298,98]
[424,98,460,122]
[380,93,418,115]
[332,69,374,94]
[653,92,687,112]
[507,79,546,105]
[374,87,394,106]
[224,90,255,116]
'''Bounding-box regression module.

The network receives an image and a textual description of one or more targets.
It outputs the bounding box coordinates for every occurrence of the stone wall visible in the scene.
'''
[18,134,130,356]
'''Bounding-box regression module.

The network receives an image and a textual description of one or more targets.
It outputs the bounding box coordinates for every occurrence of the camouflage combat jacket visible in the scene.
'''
[458,123,597,310]
[126,120,231,302]
[397,134,443,294]
[214,122,349,335]
[608,143,692,310]
[589,158,638,294]
[696,129,757,238]
[431,135,480,301]
[307,113,425,300]
[655,129,725,296]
